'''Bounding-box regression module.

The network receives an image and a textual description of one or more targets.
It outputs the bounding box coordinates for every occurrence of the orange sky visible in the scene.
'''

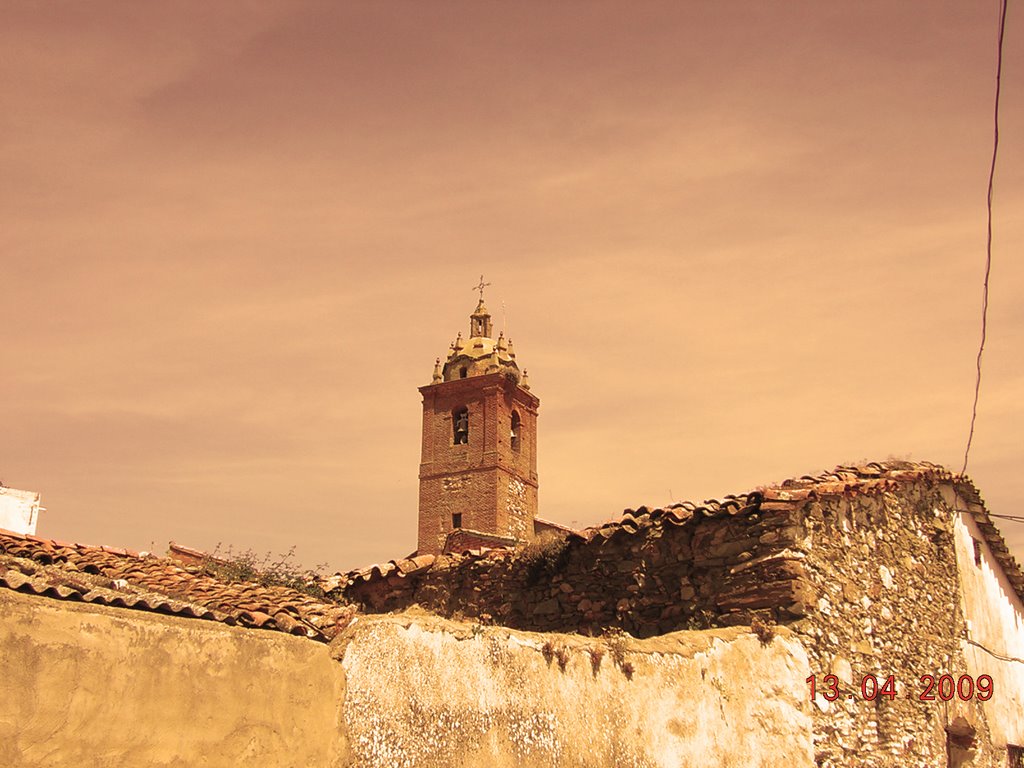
[2,1,1022,572]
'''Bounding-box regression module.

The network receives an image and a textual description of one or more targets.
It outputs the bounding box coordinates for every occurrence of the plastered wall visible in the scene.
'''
[2,589,814,768]
[334,614,814,768]
[953,502,1024,749]
[0,589,350,768]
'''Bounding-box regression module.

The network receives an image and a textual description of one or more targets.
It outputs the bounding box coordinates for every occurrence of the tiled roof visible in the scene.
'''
[340,461,1024,605]
[344,553,438,587]
[0,530,355,642]
[949,471,1024,600]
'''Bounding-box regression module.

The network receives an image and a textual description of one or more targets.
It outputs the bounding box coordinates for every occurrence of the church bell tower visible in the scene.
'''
[417,281,539,556]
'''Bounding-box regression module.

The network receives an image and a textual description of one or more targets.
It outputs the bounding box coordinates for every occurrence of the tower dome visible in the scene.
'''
[439,297,521,383]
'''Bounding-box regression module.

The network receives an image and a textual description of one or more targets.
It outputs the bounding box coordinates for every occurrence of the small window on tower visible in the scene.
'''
[460,366,468,378]
[510,411,521,451]
[973,538,983,567]
[452,513,462,529]
[453,407,469,445]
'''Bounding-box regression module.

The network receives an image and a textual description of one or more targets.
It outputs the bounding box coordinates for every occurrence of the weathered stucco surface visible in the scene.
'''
[0,588,349,768]
[1,589,814,768]
[334,612,814,768]
[954,501,1024,749]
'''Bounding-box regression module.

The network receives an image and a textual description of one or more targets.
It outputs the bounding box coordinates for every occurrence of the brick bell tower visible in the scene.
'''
[417,280,539,556]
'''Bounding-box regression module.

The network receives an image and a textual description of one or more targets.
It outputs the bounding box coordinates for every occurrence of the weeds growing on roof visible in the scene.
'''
[202,545,328,599]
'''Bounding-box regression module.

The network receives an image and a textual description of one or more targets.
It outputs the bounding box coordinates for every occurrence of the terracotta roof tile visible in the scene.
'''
[0,532,356,642]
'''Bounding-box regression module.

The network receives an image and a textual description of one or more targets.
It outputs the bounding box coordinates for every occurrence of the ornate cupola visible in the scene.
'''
[416,278,540,556]
[441,297,521,383]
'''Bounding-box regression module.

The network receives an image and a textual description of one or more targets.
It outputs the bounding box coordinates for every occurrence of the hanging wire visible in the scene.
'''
[989,513,1024,524]
[961,0,1008,477]
[965,635,1024,664]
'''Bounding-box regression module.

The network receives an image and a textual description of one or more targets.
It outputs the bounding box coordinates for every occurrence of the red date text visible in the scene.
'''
[807,673,993,702]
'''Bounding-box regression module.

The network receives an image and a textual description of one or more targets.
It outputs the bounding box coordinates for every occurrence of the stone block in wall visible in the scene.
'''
[716,579,811,612]
[532,598,560,615]
[700,536,761,561]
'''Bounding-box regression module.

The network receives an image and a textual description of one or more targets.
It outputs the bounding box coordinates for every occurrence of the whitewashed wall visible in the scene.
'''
[338,615,815,768]
[951,488,1024,749]
[0,487,40,535]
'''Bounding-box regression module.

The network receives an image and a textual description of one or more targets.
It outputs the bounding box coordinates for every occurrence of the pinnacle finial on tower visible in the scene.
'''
[469,285,493,339]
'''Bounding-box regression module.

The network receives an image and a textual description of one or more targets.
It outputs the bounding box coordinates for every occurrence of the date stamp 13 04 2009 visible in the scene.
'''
[807,673,994,703]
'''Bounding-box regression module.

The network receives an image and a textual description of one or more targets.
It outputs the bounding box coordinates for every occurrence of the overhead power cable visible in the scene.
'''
[989,513,1024,524]
[961,0,1008,477]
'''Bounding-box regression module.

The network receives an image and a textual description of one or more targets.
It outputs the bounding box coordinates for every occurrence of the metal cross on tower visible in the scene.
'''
[472,275,491,299]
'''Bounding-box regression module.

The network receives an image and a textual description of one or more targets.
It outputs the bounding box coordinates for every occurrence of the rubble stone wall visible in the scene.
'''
[791,481,1005,768]
[347,497,815,637]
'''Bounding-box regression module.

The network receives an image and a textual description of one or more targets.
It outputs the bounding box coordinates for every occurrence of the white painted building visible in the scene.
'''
[0,485,42,535]
[949,482,1024,761]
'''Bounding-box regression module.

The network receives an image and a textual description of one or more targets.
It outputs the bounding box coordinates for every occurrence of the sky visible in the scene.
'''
[2,1,1022,573]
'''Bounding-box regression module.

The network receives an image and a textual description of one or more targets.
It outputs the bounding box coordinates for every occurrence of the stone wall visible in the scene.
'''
[347,492,815,637]
[793,478,1002,767]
